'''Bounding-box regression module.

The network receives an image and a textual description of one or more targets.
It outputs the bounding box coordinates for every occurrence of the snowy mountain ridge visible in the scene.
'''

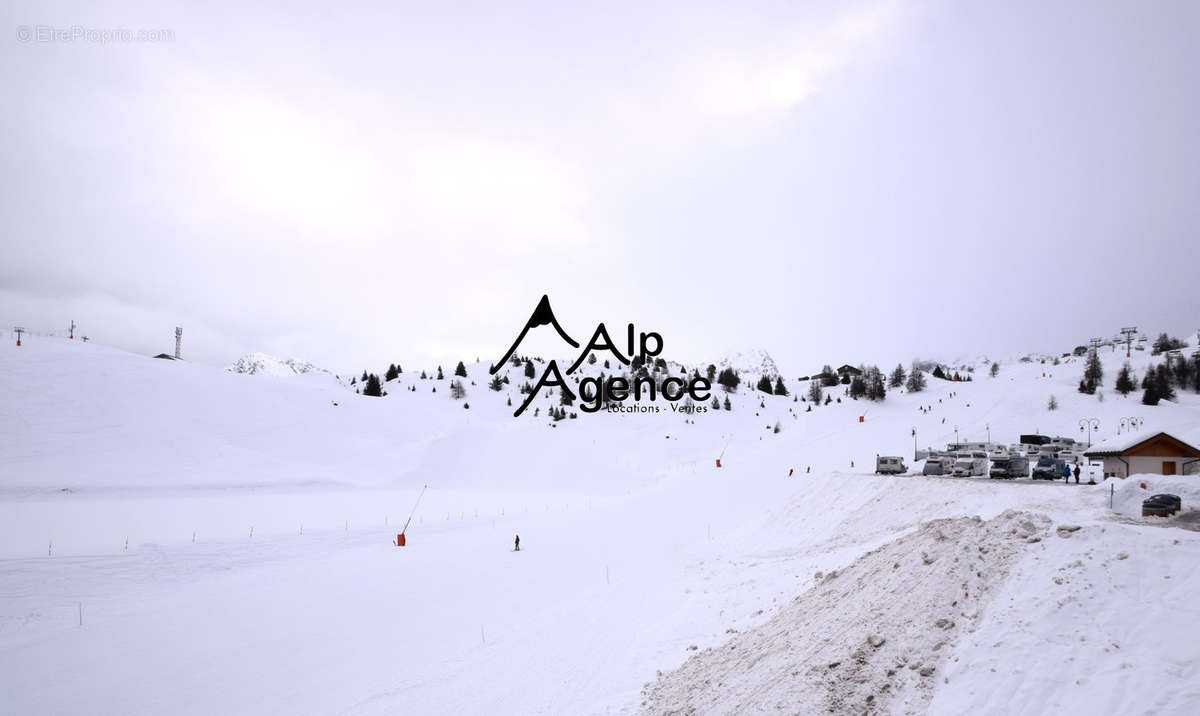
[226,352,324,377]
[717,348,781,381]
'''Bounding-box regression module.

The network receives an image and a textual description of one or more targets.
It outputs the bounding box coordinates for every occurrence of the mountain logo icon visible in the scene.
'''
[490,295,579,374]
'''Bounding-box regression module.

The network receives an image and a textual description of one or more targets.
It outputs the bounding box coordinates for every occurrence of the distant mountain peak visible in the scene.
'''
[717,349,781,380]
[227,352,322,377]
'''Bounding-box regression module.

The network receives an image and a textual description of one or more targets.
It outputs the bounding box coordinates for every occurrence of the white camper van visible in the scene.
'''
[952,451,989,477]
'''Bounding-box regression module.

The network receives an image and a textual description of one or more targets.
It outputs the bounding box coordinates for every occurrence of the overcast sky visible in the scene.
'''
[2,0,1198,376]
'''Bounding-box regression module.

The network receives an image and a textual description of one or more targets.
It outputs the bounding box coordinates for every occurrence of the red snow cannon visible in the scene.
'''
[858,415,864,423]
[715,459,722,468]
[395,533,406,547]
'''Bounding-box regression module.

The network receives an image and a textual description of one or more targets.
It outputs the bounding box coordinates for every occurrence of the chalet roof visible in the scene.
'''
[1083,431,1200,458]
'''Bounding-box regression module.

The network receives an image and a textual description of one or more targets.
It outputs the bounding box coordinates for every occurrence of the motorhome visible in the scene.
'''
[989,455,1030,479]
[875,456,907,475]
[922,454,955,476]
[952,451,989,477]
[1032,455,1066,480]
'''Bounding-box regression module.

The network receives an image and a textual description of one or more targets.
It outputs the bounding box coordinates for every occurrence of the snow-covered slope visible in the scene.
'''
[1,333,1198,715]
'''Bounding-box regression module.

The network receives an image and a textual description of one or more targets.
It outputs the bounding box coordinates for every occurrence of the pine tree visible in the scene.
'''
[454,361,467,377]
[989,361,999,378]
[488,375,504,391]
[717,368,741,392]
[774,376,788,396]
[1047,395,1058,411]
[1079,350,1103,394]
[706,364,717,382]
[756,375,773,393]
[888,364,906,389]
[420,370,428,379]
[361,370,369,383]
[1142,381,1161,406]
[524,360,535,379]
[820,365,838,387]
[1155,364,1176,402]
[450,379,465,399]
[865,367,886,401]
[363,374,383,397]
[932,365,946,380]
[711,397,720,410]
[385,364,399,381]
[560,386,574,405]
[849,376,866,399]
[905,369,927,393]
[807,380,823,405]
[436,366,444,380]
[1114,363,1135,395]
[723,396,732,411]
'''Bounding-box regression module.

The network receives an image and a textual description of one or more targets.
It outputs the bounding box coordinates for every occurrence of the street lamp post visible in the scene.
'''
[986,423,991,444]
[1079,418,1100,448]
[954,425,959,445]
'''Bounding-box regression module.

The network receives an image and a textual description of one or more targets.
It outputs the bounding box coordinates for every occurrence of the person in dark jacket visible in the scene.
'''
[514,534,520,551]
[1073,464,1081,483]
[1062,464,1071,482]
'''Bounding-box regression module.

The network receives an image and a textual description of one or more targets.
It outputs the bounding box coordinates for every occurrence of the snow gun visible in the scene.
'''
[395,484,427,547]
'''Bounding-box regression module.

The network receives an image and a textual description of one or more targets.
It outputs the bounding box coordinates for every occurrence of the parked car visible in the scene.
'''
[989,456,1030,479]
[952,452,989,477]
[1142,494,1182,517]
[876,456,907,475]
[1031,456,1065,480]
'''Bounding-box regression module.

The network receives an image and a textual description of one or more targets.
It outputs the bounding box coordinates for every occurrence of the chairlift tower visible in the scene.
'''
[69,320,76,340]
[1119,327,1137,358]
[174,327,183,360]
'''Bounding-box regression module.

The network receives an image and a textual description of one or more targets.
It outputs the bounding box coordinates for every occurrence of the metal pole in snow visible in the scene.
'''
[401,484,428,536]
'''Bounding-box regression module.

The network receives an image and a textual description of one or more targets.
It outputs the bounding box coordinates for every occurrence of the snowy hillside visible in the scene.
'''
[1,334,1199,715]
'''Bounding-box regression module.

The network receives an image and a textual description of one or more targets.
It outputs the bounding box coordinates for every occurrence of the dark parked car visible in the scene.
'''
[1031,456,1065,480]
[1142,494,1182,517]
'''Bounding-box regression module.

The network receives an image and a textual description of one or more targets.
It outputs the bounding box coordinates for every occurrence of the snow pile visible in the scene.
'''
[718,349,781,381]
[1108,475,1200,521]
[642,510,1051,715]
[226,352,323,376]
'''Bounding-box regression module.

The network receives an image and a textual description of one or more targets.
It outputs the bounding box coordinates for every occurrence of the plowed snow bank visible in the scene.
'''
[642,510,1051,715]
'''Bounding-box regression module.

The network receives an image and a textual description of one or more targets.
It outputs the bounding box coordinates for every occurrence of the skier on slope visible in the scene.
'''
[514,534,520,552]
